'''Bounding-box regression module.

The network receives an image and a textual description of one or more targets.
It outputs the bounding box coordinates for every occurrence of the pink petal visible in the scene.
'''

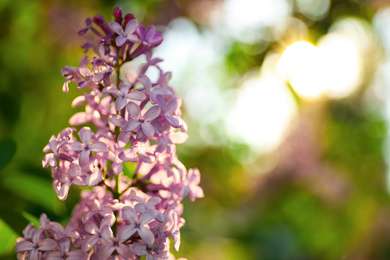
[146,25,156,38]
[78,67,91,77]
[118,131,131,147]
[117,225,136,241]
[89,141,108,153]
[29,249,41,260]
[15,240,34,252]
[139,209,157,225]
[69,112,89,126]
[156,94,165,109]
[116,36,126,47]
[119,149,139,162]
[82,235,99,251]
[173,231,181,251]
[117,243,133,259]
[108,21,124,35]
[64,141,83,151]
[79,127,92,144]
[109,114,126,127]
[128,91,146,101]
[131,243,147,255]
[101,215,116,227]
[122,206,138,222]
[79,150,91,169]
[72,95,86,107]
[85,222,99,235]
[103,86,121,96]
[111,161,123,175]
[115,97,127,111]
[56,182,70,201]
[138,227,155,245]
[124,19,138,35]
[165,97,181,114]
[38,239,57,251]
[153,86,173,96]
[97,244,116,260]
[77,80,89,89]
[91,74,103,83]
[57,236,70,252]
[127,102,141,119]
[156,211,164,222]
[170,132,188,144]
[86,168,102,186]
[143,106,160,121]
[120,83,131,94]
[141,122,155,138]
[62,81,69,93]
[79,55,90,67]
[138,74,151,92]
[127,34,139,43]
[146,197,161,208]
[69,163,82,177]
[138,150,155,164]
[124,120,141,132]
[100,226,114,243]
[166,115,180,127]
[67,250,88,260]
[44,251,63,259]
[42,154,56,168]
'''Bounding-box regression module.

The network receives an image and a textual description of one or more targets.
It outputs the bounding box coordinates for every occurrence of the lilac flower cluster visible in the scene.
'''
[15,8,203,260]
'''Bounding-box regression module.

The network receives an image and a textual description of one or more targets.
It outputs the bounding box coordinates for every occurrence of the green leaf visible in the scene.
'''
[21,211,39,227]
[0,218,18,255]
[0,205,31,236]
[0,138,16,172]
[1,171,65,215]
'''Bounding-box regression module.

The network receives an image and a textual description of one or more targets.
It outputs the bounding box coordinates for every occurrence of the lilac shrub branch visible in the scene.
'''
[15,8,204,260]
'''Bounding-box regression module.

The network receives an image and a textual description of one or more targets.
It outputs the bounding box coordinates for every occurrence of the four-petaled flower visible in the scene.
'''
[109,102,160,138]
[120,206,157,245]
[98,225,134,260]
[108,20,139,47]
[15,229,57,260]
[65,127,108,169]
[103,83,146,111]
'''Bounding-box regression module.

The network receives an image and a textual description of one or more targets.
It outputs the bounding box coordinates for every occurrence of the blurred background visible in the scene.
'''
[2,0,390,259]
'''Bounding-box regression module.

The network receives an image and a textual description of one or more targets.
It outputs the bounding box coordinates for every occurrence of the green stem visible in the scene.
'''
[116,174,120,198]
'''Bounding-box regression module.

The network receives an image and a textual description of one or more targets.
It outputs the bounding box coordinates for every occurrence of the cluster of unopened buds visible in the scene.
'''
[15,7,203,260]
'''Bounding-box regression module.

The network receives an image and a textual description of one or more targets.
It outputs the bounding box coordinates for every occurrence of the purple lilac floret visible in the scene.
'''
[16,7,203,260]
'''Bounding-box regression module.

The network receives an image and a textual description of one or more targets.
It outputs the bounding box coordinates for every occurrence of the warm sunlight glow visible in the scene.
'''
[277,39,362,100]
[277,41,325,99]
[317,33,362,99]
[227,74,297,152]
